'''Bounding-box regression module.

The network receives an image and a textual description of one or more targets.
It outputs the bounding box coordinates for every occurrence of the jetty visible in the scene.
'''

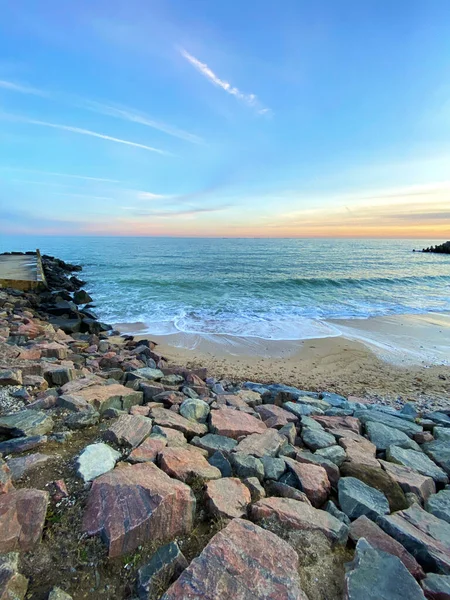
[0,250,47,291]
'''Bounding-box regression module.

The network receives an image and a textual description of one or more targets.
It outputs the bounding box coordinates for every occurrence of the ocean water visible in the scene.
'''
[1,236,449,341]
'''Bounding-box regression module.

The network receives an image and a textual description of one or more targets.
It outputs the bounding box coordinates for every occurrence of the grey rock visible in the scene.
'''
[300,416,324,430]
[325,408,355,417]
[7,453,55,481]
[160,374,184,386]
[278,470,300,488]
[265,480,311,503]
[401,403,419,419]
[320,392,348,407]
[423,440,450,476]
[338,477,390,521]
[48,587,73,600]
[366,422,421,452]
[260,456,286,480]
[425,490,450,525]
[421,573,450,599]
[243,477,266,502]
[0,410,54,437]
[179,398,210,423]
[137,542,188,600]
[355,410,423,438]
[133,367,164,381]
[386,446,448,484]
[0,552,28,599]
[316,445,346,466]
[76,443,121,482]
[302,427,336,450]
[181,386,199,399]
[64,407,100,430]
[190,433,237,456]
[208,451,232,477]
[278,422,296,444]
[0,369,22,386]
[325,500,350,525]
[0,435,47,455]
[434,427,450,442]
[344,538,426,600]
[426,412,450,427]
[283,402,324,418]
[230,453,264,482]
[278,443,297,458]
[47,368,75,386]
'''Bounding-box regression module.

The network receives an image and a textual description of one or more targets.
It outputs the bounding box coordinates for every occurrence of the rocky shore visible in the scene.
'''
[422,241,450,254]
[0,255,449,599]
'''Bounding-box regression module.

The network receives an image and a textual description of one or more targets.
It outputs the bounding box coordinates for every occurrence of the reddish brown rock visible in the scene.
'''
[0,489,49,552]
[155,427,188,447]
[17,348,42,360]
[234,429,286,458]
[266,481,312,504]
[129,405,151,416]
[210,407,267,440]
[251,497,348,545]
[349,515,425,580]
[83,462,195,558]
[255,404,298,427]
[216,394,254,413]
[379,459,436,503]
[158,447,221,483]
[285,458,330,507]
[162,518,308,599]
[150,408,207,437]
[312,415,361,434]
[76,383,143,412]
[340,437,379,468]
[48,479,68,502]
[38,342,68,359]
[102,415,153,448]
[0,460,13,495]
[414,432,434,444]
[128,437,167,463]
[205,478,251,519]
[295,451,340,488]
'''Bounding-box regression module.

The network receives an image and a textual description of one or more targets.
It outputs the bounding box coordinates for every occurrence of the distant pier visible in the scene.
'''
[0,250,47,291]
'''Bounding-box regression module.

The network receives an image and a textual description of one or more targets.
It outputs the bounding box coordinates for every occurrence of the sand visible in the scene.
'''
[116,313,450,408]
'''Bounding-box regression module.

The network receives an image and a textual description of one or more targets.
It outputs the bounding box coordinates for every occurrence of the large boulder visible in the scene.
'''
[76,383,143,412]
[0,410,54,437]
[128,438,167,464]
[102,415,153,448]
[0,489,49,552]
[421,573,450,599]
[255,404,298,427]
[234,429,286,458]
[210,407,267,439]
[354,410,423,438]
[82,462,195,557]
[205,478,251,519]
[338,477,390,521]
[284,458,331,507]
[302,427,336,451]
[137,542,188,600]
[425,490,450,525]
[191,433,237,456]
[150,408,207,437]
[76,443,121,482]
[7,453,56,482]
[158,447,221,483]
[386,446,448,484]
[161,518,308,599]
[379,459,436,503]
[423,440,450,476]
[179,398,210,423]
[366,422,421,452]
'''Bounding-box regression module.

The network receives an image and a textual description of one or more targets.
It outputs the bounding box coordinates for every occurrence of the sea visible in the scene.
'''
[1,236,449,342]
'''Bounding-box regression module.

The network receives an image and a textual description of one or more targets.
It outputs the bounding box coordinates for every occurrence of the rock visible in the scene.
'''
[378,504,450,573]
[0,553,28,600]
[83,462,195,557]
[379,459,436,503]
[128,438,167,463]
[7,453,55,481]
[278,422,297,444]
[48,479,68,502]
[386,446,448,484]
[434,427,450,442]
[0,436,48,455]
[313,415,361,434]
[0,410,54,437]
[76,443,121,482]
[425,490,450,525]
[161,518,308,599]
[137,542,188,600]
[254,404,298,427]
[295,450,341,488]
[64,407,99,429]
[0,489,49,552]
[48,587,73,600]
[46,367,75,386]
[349,515,425,579]
[102,415,153,448]
[179,398,210,423]
[355,409,423,438]
[265,481,312,503]
[134,367,164,381]
[338,477,390,521]
[284,458,330,507]
[205,478,251,519]
[251,497,348,545]
[73,289,93,304]
[151,426,187,448]
[190,433,237,455]
[160,374,184,386]
[0,370,22,386]
[209,407,267,439]
[423,440,450,476]
[234,429,286,458]
[243,477,266,501]
[150,408,207,437]
[325,500,350,526]
[421,573,450,599]
[283,401,324,417]
[415,432,434,444]
[302,427,336,451]
[339,437,379,468]
[76,383,143,412]
[366,422,421,452]
[229,453,264,482]
[344,538,426,600]
[340,462,408,512]
[208,451,232,477]
[158,447,221,483]
[261,456,286,480]
[316,445,346,466]
[57,394,92,412]
[0,459,13,495]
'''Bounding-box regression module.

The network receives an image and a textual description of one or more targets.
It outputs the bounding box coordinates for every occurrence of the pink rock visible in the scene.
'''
[128,438,167,463]
[339,437,379,468]
[255,404,298,427]
[38,342,68,360]
[17,348,42,360]
[379,460,436,503]
[162,518,308,599]
[414,432,434,444]
[0,489,49,552]
[285,459,330,507]
[83,462,195,557]
[251,497,349,545]
[349,515,425,580]
[205,478,251,519]
[216,395,254,413]
[295,451,340,488]
[158,447,221,483]
[312,415,361,434]
[102,415,153,448]
[129,405,151,416]
[156,427,188,447]
[234,429,286,458]
[210,407,267,440]
[150,408,207,437]
[48,479,68,502]
[76,383,143,412]
[0,460,13,495]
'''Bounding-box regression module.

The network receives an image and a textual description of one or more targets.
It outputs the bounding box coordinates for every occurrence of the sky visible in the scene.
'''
[0,0,449,238]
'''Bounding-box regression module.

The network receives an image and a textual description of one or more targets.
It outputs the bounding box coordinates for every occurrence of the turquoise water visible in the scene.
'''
[1,236,449,340]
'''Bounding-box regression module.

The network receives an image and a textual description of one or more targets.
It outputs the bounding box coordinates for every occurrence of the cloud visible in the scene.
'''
[0,79,47,97]
[180,47,271,115]
[0,167,121,182]
[3,114,171,155]
[136,191,169,200]
[122,205,231,218]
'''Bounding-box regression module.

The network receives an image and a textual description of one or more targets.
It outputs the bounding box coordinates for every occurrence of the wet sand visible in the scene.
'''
[116,313,450,406]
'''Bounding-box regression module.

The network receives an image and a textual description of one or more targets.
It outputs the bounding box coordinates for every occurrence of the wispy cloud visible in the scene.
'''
[122,205,231,218]
[2,113,171,155]
[0,79,47,97]
[136,191,169,200]
[180,48,271,115]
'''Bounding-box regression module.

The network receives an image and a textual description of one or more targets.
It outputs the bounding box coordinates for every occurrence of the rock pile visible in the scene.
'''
[0,257,449,599]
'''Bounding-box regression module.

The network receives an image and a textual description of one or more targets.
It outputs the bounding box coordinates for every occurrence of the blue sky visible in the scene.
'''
[0,0,449,237]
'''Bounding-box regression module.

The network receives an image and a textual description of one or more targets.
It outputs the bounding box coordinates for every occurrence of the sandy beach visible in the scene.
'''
[116,312,450,407]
